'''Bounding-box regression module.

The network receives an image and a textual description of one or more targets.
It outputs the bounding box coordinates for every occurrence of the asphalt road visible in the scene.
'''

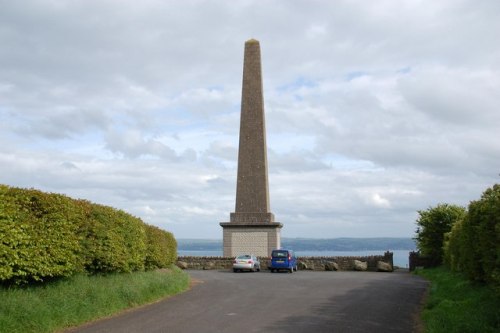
[68,269,428,333]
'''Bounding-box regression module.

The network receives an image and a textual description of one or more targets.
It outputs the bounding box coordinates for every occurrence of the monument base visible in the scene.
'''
[220,222,282,257]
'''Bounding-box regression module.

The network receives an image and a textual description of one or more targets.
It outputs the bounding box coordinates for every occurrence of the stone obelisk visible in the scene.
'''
[220,39,283,257]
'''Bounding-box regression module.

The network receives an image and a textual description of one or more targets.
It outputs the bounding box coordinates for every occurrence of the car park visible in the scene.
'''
[268,249,298,273]
[233,254,261,272]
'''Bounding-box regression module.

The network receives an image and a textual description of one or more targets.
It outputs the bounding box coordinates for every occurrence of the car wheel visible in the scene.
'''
[233,268,237,273]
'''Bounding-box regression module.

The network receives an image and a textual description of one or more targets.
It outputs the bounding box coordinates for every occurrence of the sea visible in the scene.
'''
[177,249,412,268]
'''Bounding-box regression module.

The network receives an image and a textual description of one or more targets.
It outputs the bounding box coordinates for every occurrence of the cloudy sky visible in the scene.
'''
[1,0,498,239]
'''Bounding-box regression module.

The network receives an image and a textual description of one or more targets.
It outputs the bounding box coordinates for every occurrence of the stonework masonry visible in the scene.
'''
[177,252,394,272]
[220,39,282,257]
[233,39,270,217]
[222,226,281,257]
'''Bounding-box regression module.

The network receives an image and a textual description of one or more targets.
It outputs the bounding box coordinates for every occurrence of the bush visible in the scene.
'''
[414,203,466,265]
[164,231,178,266]
[0,186,82,283]
[445,184,500,291]
[443,217,466,272]
[144,225,177,269]
[474,185,500,290]
[80,204,146,274]
[0,184,177,284]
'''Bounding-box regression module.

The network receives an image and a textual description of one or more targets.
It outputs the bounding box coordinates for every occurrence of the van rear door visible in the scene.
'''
[271,250,290,268]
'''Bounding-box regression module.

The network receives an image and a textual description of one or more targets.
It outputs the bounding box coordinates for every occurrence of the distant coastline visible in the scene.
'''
[177,237,416,252]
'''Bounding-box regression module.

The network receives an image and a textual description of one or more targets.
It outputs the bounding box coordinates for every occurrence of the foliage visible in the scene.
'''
[444,184,500,291]
[0,267,189,333]
[415,266,499,333]
[0,186,82,283]
[145,224,177,270]
[0,184,176,284]
[443,217,465,272]
[414,204,466,265]
[80,203,146,274]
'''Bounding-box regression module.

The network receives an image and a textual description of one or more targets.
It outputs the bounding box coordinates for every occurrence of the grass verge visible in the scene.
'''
[0,266,189,333]
[415,266,499,333]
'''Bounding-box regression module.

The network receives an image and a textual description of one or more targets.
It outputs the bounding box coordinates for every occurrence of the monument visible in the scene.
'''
[220,39,283,257]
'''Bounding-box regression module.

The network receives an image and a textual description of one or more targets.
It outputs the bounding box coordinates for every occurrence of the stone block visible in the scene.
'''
[297,261,308,270]
[325,261,339,271]
[203,262,215,270]
[176,261,188,270]
[377,261,393,272]
[353,260,368,271]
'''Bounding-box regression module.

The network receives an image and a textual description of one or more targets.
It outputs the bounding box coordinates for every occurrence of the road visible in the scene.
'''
[68,269,428,333]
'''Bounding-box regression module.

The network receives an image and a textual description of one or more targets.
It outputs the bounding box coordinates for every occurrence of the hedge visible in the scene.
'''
[79,202,147,274]
[144,224,177,270]
[0,185,177,284]
[0,187,82,283]
[414,204,466,265]
[444,184,500,293]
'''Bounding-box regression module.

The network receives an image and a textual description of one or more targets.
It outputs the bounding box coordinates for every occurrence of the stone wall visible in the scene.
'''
[408,251,440,271]
[177,251,393,272]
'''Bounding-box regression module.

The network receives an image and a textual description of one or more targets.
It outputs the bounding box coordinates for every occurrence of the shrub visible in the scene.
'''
[117,210,147,272]
[145,225,173,269]
[474,185,500,289]
[80,204,146,274]
[0,186,82,284]
[0,184,177,284]
[148,225,177,269]
[414,203,466,265]
[164,230,178,266]
[443,217,465,272]
[444,184,500,294]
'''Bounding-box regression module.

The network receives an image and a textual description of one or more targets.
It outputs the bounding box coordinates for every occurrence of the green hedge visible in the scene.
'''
[0,185,177,284]
[0,186,82,283]
[144,225,177,270]
[414,203,466,265]
[444,184,500,293]
[79,202,147,274]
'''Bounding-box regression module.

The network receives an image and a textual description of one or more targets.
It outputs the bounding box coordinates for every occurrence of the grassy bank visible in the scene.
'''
[415,266,499,333]
[0,267,189,333]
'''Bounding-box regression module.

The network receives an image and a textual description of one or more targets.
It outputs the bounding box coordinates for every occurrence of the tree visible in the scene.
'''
[415,203,466,264]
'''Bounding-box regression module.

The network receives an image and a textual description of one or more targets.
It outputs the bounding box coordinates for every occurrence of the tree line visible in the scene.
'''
[0,184,177,285]
[414,183,499,294]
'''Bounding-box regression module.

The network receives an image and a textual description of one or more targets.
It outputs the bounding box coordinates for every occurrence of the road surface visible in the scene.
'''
[68,269,428,333]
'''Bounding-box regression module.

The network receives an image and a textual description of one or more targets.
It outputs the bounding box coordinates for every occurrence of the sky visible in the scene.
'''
[1,0,499,239]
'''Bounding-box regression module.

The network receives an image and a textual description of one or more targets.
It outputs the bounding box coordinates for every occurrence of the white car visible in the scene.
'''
[233,254,261,272]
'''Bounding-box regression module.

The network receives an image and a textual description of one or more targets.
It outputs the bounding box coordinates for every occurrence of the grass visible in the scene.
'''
[415,266,499,333]
[0,267,190,333]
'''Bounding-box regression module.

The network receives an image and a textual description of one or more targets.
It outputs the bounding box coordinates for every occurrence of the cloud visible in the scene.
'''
[105,129,182,160]
[0,0,499,239]
[400,66,500,126]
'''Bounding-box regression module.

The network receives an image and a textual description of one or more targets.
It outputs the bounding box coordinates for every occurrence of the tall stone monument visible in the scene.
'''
[220,39,283,257]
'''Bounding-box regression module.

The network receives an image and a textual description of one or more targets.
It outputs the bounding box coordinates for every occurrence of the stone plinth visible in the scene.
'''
[220,223,282,257]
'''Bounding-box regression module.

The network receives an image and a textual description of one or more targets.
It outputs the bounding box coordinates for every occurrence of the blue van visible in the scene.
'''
[268,249,298,273]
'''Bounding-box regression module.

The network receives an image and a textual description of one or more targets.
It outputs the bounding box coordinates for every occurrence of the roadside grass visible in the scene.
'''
[0,266,189,333]
[415,266,499,333]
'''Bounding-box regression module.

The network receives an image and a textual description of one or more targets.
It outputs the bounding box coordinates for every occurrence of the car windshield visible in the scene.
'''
[272,250,288,258]
[236,255,252,259]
